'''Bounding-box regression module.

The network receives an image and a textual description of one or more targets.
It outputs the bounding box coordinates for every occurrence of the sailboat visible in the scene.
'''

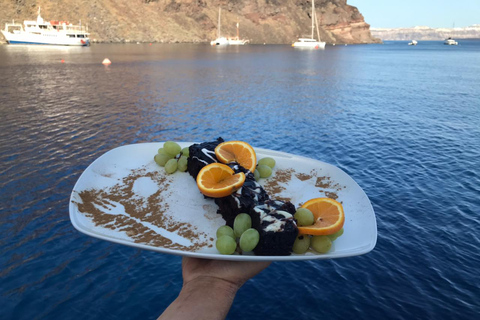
[228,22,249,45]
[292,0,326,49]
[210,7,228,46]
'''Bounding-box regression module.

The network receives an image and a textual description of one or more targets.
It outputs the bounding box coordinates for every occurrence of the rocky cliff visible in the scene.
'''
[0,0,380,44]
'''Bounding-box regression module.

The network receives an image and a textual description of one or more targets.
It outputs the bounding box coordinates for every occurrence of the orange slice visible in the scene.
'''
[196,163,246,198]
[214,141,257,172]
[297,198,345,236]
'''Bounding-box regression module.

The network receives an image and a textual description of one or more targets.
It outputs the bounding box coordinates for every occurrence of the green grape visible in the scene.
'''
[164,141,181,157]
[216,225,235,239]
[233,213,252,237]
[239,228,260,252]
[177,156,188,172]
[157,148,169,155]
[154,153,173,167]
[181,147,190,157]
[257,164,272,178]
[254,169,260,181]
[216,235,237,255]
[258,157,276,168]
[165,158,178,174]
[294,208,315,226]
[311,235,332,253]
[292,235,311,254]
[328,228,344,241]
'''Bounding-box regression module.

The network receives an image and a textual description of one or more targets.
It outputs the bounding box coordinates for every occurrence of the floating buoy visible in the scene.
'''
[102,58,111,65]
[61,59,65,63]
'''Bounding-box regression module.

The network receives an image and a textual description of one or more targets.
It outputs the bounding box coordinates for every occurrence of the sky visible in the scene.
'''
[347,0,480,28]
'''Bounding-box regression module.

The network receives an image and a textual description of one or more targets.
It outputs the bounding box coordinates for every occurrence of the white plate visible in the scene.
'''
[69,142,377,261]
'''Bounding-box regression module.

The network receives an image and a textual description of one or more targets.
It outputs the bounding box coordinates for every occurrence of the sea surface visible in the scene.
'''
[1,40,479,319]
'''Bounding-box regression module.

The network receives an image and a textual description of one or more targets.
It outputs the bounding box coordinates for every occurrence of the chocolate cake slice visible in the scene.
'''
[214,166,269,227]
[187,137,224,179]
[250,200,298,256]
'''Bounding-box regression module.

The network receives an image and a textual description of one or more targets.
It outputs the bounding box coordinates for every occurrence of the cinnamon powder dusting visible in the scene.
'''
[72,167,209,251]
[263,168,345,201]
[263,168,294,202]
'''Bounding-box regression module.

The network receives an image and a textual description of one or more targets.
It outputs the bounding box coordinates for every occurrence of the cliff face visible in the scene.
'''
[0,0,380,44]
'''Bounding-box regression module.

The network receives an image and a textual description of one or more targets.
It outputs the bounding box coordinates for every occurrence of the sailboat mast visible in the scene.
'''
[314,8,321,41]
[311,0,315,39]
[217,7,221,38]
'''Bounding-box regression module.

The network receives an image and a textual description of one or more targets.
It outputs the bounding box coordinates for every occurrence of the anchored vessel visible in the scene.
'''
[211,7,229,46]
[210,8,249,46]
[292,0,326,49]
[444,37,458,45]
[1,8,90,46]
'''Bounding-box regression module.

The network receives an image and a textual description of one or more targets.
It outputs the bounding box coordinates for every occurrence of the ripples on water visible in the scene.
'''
[1,41,479,319]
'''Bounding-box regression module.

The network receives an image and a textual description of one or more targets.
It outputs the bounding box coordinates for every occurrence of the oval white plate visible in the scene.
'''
[69,142,377,261]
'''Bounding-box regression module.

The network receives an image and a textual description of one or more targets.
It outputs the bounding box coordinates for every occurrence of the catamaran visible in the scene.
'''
[1,7,90,46]
[292,0,326,49]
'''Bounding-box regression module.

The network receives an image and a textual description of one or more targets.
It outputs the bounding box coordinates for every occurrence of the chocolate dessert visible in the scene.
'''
[187,138,298,255]
[187,137,224,179]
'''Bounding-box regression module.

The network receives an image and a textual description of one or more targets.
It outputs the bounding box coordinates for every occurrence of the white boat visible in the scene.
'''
[1,7,90,46]
[228,22,249,45]
[444,37,458,45]
[211,37,229,46]
[211,8,228,46]
[408,40,418,45]
[292,0,326,49]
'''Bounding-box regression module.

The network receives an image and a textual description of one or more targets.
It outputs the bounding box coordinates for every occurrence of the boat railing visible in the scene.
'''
[65,25,88,33]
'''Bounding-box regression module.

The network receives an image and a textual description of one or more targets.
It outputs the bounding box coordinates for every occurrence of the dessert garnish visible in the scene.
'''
[214,140,257,172]
[196,163,246,198]
[297,197,345,236]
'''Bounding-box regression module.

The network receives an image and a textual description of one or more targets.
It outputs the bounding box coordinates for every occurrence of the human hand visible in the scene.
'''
[158,257,270,319]
[182,256,271,290]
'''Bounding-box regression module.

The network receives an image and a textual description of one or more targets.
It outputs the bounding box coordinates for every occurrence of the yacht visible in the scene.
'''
[444,37,458,45]
[1,7,90,46]
[228,22,249,45]
[408,40,418,46]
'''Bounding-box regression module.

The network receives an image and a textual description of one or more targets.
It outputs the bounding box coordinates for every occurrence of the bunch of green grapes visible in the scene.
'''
[154,141,190,174]
[292,229,344,254]
[215,214,260,255]
[254,157,276,181]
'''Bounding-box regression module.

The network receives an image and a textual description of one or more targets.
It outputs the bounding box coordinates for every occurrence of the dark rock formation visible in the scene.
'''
[0,0,380,44]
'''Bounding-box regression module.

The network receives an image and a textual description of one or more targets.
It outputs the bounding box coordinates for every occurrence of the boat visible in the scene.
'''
[408,40,418,45]
[228,22,249,45]
[1,7,90,46]
[444,37,458,45]
[292,0,326,49]
[211,8,229,46]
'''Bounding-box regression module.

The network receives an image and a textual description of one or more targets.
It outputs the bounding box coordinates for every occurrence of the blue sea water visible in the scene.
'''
[1,40,479,319]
